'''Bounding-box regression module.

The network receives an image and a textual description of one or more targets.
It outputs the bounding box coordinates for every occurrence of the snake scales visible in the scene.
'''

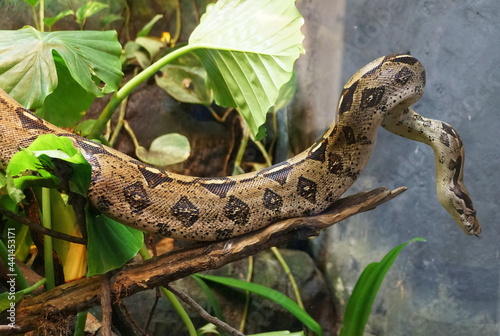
[0,54,481,240]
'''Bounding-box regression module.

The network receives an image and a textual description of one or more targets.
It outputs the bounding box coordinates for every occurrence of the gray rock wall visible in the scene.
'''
[299,0,499,335]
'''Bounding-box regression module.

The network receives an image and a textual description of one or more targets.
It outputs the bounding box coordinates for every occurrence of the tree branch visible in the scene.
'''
[4,186,406,335]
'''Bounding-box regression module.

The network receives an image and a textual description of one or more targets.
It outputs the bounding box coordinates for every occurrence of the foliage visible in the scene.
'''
[194,274,323,335]
[6,134,91,199]
[0,1,424,335]
[0,0,306,333]
[188,0,305,138]
[86,207,143,276]
[1,134,143,279]
[339,237,426,336]
[0,27,122,108]
[135,133,191,168]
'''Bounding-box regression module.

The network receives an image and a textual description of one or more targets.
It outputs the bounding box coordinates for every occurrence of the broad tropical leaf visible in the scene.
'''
[86,208,143,276]
[0,27,122,108]
[188,0,304,139]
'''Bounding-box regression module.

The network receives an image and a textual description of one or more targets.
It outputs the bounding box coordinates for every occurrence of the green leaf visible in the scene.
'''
[273,71,297,113]
[0,235,30,290]
[137,14,163,37]
[23,0,39,7]
[136,37,164,60]
[0,27,122,108]
[0,278,45,313]
[197,323,220,335]
[86,208,143,276]
[36,53,96,128]
[75,1,109,26]
[2,217,32,262]
[156,52,212,104]
[75,119,98,137]
[123,37,165,69]
[188,0,304,139]
[44,9,75,29]
[339,237,426,336]
[192,276,226,322]
[101,13,124,27]
[193,274,323,336]
[47,189,86,281]
[136,133,191,168]
[6,134,91,199]
[0,291,24,313]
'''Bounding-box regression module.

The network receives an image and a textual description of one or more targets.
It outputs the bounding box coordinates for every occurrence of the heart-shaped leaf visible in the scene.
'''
[136,133,191,168]
[156,52,212,104]
[0,27,122,108]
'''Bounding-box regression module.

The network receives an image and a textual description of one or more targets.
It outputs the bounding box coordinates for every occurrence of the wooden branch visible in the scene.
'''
[4,186,406,335]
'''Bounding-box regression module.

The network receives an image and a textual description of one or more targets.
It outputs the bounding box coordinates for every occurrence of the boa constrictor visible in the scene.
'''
[0,54,481,240]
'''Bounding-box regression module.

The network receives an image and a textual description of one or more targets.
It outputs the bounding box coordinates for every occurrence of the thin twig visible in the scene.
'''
[165,284,246,336]
[144,288,160,334]
[100,274,112,336]
[0,208,86,245]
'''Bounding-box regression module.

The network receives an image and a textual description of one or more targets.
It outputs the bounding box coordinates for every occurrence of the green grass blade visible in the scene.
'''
[192,275,226,322]
[339,237,426,336]
[193,274,323,336]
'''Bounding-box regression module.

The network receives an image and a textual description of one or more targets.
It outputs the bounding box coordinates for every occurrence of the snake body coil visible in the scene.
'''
[0,54,481,240]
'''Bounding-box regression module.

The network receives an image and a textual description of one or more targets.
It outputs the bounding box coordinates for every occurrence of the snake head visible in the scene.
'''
[453,202,481,237]
[437,184,482,236]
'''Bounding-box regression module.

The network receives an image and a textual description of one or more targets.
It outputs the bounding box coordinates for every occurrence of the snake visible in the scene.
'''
[0,54,481,240]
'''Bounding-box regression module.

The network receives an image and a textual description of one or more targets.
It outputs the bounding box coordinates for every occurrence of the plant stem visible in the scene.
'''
[73,311,88,336]
[171,0,182,46]
[122,120,140,150]
[20,278,46,294]
[160,287,198,336]
[238,256,253,333]
[233,123,249,170]
[42,187,55,290]
[31,5,39,31]
[271,247,304,309]
[252,139,273,167]
[39,0,45,32]
[138,243,197,336]
[88,45,195,140]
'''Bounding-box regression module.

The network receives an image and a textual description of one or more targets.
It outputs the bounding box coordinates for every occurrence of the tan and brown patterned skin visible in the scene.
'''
[0,54,481,240]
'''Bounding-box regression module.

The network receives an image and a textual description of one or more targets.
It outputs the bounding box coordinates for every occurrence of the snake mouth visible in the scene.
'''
[465,213,481,236]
